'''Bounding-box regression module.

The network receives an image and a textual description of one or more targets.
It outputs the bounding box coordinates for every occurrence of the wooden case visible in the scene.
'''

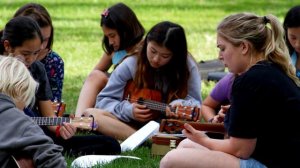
[151,134,185,156]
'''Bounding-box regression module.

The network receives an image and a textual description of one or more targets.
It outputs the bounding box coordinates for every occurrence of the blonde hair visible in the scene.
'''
[217,12,300,86]
[0,56,38,107]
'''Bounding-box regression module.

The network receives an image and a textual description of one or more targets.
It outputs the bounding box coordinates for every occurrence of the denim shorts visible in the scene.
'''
[240,158,267,168]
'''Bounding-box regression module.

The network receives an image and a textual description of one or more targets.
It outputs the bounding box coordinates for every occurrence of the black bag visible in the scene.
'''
[57,134,121,157]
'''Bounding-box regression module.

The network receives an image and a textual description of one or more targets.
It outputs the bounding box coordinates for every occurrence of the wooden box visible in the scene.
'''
[151,134,185,156]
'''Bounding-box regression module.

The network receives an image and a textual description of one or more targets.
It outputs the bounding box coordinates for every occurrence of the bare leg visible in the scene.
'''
[160,146,240,168]
[75,70,108,117]
[177,138,209,150]
[83,108,136,141]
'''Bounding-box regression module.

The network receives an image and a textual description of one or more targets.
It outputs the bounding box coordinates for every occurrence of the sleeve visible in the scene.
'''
[95,57,136,122]
[48,52,64,102]
[21,124,67,168]
[169,56,202,107]
[210,73,234,103]
[0,110,66,168]
[33,62,53,101]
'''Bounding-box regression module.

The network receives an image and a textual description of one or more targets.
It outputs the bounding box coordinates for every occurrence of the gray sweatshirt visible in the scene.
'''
[0,93,67,168]
[95,56,202,122]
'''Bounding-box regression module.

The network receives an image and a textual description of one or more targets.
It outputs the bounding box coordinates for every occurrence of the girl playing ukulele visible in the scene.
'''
[83,21,202,140]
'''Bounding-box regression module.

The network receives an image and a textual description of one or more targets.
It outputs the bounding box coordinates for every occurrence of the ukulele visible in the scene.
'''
[31,116,98,131]
[51,101,66,117]
[123,81,200,121]
[9,155,34,168]
[9,116,97,168]
[159,119,225,134]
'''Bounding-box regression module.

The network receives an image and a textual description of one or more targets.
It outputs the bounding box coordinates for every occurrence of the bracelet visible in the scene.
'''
[208,117,214,123]
[56,125,61,137]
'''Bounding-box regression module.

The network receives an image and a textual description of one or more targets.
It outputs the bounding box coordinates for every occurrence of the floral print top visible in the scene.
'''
[40,51,64,101]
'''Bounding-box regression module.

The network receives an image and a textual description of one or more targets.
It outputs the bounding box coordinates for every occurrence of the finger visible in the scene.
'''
[134,103,148,109]
[63,123,76,135]
[172,113,179,119]
[182,128,193,140]
[134,109,150,117]
[69,113,75,119]
[136,112,153,120]
[59,127,69,140]
[165,110,173,117]
[183,123,195,134]
[224,104,231,108]
[60,130,66,139]
[165,106,171,116]
[171,102,182,107]
[62,126,73,138]
[221,105,230,112]
[182,129,190,135]
[219,113,225,118]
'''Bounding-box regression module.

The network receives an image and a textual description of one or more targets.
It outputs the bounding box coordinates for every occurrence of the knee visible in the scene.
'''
[87,70,108,84]
[177,138,192,148]
[159,150,178,168]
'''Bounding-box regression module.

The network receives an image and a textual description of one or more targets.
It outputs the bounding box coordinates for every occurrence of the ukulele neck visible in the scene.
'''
[31,117,70,126]
[140,99,170,113]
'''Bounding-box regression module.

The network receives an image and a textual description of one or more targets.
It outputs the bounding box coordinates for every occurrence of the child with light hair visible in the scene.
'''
[0,56,37,108]
[0,56,66,167]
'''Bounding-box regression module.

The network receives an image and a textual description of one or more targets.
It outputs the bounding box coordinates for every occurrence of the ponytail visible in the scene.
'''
[263,14,300,86]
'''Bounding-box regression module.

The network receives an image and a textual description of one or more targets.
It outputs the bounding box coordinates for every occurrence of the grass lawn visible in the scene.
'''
[1,0,298,167]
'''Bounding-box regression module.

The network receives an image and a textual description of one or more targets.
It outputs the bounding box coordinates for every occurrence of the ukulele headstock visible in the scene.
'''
[159,119,186,134]
[170,105,200,121]
[71,116,98,131]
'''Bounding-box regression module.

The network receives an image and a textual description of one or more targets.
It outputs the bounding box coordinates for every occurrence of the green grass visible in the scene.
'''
[1,0,299,167]
[66,146,162,168]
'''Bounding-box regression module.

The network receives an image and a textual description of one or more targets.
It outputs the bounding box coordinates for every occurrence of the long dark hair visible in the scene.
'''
[0,16,43,54]
[283,5,300,54]
[14,3,54,50]
[100,2,145,54]
[134,21,189,102]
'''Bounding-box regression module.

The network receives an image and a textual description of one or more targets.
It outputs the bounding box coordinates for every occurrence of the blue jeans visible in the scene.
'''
[240,158,267,168]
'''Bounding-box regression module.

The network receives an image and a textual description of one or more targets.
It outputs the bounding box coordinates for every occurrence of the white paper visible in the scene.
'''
[120,120,159,152]
[154,132,186,138]
[71,155,141,168]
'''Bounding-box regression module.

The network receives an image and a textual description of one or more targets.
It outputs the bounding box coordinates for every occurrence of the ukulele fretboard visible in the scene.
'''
[141,99,168,112]
[31,117,70,126]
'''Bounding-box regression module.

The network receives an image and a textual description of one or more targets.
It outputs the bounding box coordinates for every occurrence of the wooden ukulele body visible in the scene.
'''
[123,80,200,121]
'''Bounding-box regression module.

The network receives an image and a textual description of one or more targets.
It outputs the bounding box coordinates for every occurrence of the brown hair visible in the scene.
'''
[14,3,54,50]
[134,21,190,103]
[100,2,145,55]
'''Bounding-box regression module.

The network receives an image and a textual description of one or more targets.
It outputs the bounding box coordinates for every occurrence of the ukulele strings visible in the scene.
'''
[126,98,196,120]
[125,97,197,119]
[32,117,70,125]
[126,97,169,111]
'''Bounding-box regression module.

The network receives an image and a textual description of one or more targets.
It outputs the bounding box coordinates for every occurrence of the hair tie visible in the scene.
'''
[101,9,109,18]
[263,16,269,24]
